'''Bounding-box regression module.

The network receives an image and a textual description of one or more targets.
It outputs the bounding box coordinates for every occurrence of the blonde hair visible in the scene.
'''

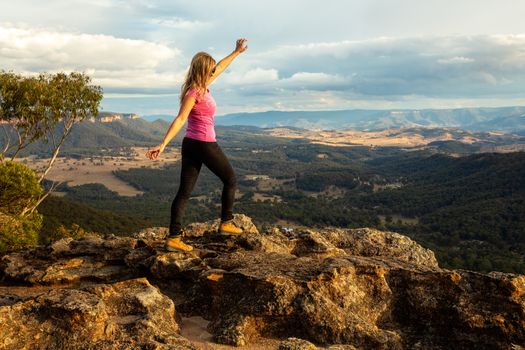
[180,52,216,104]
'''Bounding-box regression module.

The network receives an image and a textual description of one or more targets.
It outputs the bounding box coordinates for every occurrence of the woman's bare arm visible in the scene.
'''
[160,95,196,146]
[145,95,196,160]
[207,38,248,85]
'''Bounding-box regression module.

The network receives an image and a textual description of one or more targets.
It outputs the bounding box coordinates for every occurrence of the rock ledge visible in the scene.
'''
[1,214,524,349]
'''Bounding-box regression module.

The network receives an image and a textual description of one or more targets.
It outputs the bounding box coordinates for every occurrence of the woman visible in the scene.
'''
[146,38,248,252]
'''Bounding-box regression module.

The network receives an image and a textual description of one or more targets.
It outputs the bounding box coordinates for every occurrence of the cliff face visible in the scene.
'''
[0,215,524,350]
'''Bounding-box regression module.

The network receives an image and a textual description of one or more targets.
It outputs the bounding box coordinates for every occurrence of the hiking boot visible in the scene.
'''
[218,219,243,235]
[165,236,193,252]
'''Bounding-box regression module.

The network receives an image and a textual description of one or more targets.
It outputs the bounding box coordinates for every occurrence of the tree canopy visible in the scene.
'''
[0,71,103,161]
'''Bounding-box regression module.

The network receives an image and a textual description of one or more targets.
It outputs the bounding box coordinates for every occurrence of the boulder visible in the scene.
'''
[0,277,194,349]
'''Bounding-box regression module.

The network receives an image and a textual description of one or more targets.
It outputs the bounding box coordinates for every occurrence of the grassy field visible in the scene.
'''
[19,146,181,196]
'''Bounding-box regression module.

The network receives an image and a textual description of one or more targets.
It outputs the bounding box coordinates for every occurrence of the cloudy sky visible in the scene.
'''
[1,0,525,116]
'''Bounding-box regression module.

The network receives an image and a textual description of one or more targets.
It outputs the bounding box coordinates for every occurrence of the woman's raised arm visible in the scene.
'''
[207,38,248,85]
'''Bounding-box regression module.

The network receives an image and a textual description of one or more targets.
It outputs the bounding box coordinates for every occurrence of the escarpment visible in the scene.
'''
[1,215,524,349]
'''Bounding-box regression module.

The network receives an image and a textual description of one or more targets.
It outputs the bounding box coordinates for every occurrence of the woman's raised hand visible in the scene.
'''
[235,38,248,53]
[146,143,165,160]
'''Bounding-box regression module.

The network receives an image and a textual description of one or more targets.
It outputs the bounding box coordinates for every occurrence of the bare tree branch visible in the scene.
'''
[10,125,29,161]
[37,122,72,184]
[27,179,65,216]
[1,124,12,161]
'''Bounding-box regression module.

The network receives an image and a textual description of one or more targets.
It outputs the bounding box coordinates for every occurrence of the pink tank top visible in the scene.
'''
[184,87,217,142]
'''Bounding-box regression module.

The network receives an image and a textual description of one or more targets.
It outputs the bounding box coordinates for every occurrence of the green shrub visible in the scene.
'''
[0,160,44,252]
[0,211,42,252]
[0,160,43,213]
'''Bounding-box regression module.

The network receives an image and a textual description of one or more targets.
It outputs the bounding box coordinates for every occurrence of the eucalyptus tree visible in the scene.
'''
[0,71,103,215]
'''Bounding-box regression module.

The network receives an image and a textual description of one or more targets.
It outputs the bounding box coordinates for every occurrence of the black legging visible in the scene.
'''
[169,137,236,236]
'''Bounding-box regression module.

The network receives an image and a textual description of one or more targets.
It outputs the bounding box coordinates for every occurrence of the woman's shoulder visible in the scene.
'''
[186,86,209,97]
[185,86,199,97]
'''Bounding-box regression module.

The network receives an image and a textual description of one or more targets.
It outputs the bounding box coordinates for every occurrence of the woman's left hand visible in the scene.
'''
[235,38,248,53]
[146,143,165,160]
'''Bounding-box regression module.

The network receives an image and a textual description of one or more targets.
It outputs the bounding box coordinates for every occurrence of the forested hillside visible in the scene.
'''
[40,133,525,274]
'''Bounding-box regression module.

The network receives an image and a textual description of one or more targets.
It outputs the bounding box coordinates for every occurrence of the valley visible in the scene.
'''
[4,118,524,275]
[267,126,525,151]
[19,146,181,196]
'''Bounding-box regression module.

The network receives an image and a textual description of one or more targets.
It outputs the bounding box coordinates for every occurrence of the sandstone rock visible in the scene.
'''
[288,229,348,258]
[0,277,194,349]
[187,251,403,349]
[326,345,359,350]
[1,215,524,349]
[0,236,142,285]
[50,235,138,260]
[184,213,259,237]
[150,251,204,280]
[0,291,22,306]
[321,227,439,269]
[132,226,169,240]
[279,337,319,350]
[184,228,291,257]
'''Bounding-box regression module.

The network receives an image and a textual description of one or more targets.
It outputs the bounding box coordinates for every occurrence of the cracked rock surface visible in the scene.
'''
[1,214,524,349]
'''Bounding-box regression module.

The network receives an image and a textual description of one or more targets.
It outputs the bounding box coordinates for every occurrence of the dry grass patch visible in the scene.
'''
[19,147,181,197]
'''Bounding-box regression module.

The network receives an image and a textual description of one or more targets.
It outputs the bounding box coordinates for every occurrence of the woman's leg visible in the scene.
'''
[201,142,236,222]
[169,140,202,237]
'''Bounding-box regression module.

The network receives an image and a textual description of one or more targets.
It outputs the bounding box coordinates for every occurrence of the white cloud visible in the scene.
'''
[151,17,212,30]
[0,24,183,89]
[89,69,183,88]
[0,24,178,71]
[219,68,279,85]
[438,56,475,64]
[285,72,346,83]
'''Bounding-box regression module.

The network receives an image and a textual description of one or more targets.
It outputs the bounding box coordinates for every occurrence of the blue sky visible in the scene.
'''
[1,0,525,116]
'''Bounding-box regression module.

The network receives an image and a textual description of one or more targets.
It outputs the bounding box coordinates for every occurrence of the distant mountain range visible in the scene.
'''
[3,107,525,158]
[1,113,171,157]
[3,122,522,159]
[199,106,525,132]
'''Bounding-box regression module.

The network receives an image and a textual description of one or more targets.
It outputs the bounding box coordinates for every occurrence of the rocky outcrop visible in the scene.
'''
[0,277,194,349]
[1,215,524,349]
